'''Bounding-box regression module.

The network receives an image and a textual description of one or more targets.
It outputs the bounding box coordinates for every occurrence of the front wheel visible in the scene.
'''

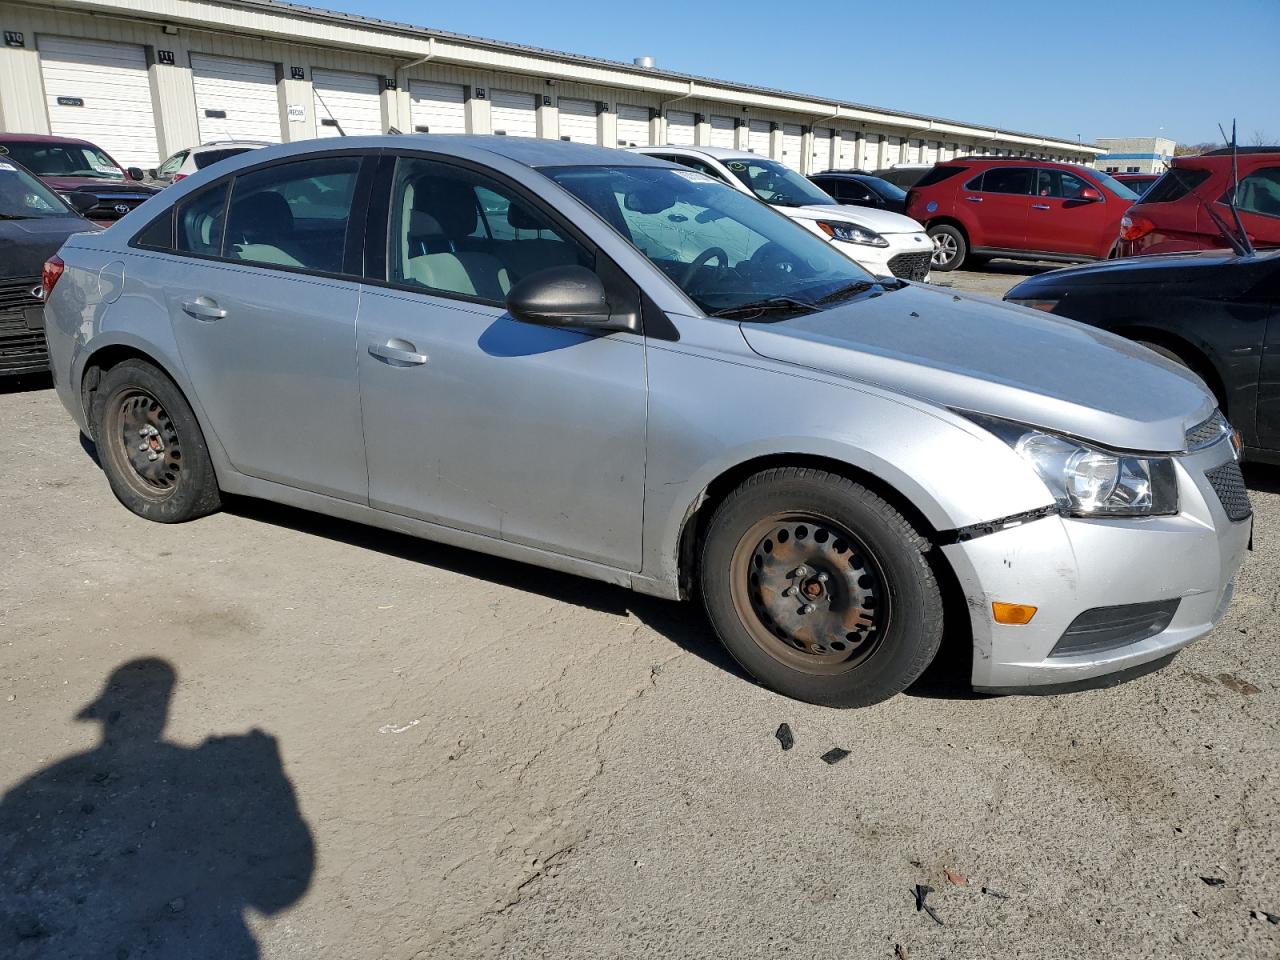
[927,224,966,272]
[91,359,222,523]
[700,468,944,708]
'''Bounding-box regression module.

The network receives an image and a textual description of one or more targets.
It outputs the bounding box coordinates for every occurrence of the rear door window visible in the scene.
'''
[980,168,1034,195]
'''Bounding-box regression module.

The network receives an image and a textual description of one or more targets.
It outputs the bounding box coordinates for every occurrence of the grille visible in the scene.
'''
[887,251,932,281]
[1185,410,1229,450]
[1049,599,1180,658]
[0,314,49,374]
[0,277,42,314]
[82,196,149,220]
[1205,460,1252,522]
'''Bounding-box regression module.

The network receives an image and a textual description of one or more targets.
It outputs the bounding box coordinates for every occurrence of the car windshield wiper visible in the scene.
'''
[813,280,877,305]
[709,296,819,319]
[0,213,35,220]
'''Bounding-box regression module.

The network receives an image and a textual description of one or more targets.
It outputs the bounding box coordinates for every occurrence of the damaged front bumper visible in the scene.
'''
[941,438,1251,691]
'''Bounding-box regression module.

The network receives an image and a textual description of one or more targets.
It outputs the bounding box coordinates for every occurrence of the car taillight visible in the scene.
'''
[1119,213,1154,241]
[173,172,186,182]
[42,255,65,300]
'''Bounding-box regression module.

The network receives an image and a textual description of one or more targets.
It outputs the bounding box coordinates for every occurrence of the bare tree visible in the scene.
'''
[1249,130,1275,146]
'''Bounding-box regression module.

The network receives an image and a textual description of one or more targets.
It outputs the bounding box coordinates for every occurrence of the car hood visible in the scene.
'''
[36,175,159,195]
[0,216,97,278]
[784,203,925,234]
[738,283,1213,452]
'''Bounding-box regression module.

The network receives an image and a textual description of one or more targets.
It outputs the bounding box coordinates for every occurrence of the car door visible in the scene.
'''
[354,154,647,569]
[1027,169,1109,256]
[161,152,372,501]
[965,167,1033,250]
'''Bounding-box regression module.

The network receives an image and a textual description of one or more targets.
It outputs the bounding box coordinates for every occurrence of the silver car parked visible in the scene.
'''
[42,137,1251,707]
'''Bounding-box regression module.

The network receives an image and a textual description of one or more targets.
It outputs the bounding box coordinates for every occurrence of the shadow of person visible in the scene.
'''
[0,659,314,959]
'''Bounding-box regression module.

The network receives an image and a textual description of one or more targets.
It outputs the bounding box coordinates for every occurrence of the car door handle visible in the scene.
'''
[180,296,227,321]
[1032,203,1051,210]
[368,338,429,367]
[964,196,983,203]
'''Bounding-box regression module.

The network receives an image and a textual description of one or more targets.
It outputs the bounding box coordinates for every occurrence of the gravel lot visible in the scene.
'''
[2,266,1277,959]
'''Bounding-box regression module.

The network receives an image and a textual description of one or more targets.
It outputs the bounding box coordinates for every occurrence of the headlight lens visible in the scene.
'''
[966,413,1178,517]
[816,220,890,247]
[1005,298,1059,313]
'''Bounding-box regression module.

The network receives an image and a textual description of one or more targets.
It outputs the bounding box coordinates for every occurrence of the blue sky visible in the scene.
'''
[326,0,1277,147]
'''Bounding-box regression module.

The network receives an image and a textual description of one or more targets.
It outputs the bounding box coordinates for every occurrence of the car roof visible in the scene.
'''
[195,141,272,149]
[0,132,97,147]
[632,145,770,161]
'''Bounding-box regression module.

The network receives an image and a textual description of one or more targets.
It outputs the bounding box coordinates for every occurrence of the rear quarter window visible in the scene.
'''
[1141,168,1210,203]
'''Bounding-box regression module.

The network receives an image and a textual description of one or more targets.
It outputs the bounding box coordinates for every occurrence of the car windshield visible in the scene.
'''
[1091,169,1138,201]
[0,158,76,219]
[0,141,124,180]
[546,164,875,315]
[721,157,837,208]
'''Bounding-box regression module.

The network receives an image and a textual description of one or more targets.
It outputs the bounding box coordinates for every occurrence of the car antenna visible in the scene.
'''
[1216,119,1255,257]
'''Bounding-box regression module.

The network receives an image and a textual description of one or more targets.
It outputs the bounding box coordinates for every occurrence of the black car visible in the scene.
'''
[809,171,909,214]
[0,158,97,375]
[1005,250,1280,465]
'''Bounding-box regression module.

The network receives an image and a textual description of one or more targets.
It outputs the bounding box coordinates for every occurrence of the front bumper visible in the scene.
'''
[832,231,932,282]
[943,438,1250,690]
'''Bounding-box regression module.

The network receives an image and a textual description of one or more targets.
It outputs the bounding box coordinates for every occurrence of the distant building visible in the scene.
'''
[1094,137,1177,175]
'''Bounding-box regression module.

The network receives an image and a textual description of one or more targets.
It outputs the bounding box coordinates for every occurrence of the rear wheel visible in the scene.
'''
[927,224,966,272]
[91,359,222,523]
[700,467,944,708]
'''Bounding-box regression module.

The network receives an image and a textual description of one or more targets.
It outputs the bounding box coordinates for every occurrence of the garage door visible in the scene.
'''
[781,124,803,171]
[709,115,735,149]
[666,110,695,146]
[811,127,833,173]
[748,119,771,156]
[490,90,537,138]
[39,36,160,168]
[884,136,903,166]
[616,104,650,147]
[312,68,382,138]
[409,81,466,135]
[837,132,858,169]
[557,98,597,144]
[859,134,879,170]
[191,53,281,144]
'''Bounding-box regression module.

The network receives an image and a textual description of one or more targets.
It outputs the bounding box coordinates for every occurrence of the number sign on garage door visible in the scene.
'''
[557,98,598,144]
[39,36,160,167]
[312,68,382,137]
[748,119,771,156]
[709,115,735,149]
[191,53,282,144]
[490,90,537,137]
[409,81,466,134]
[616,104,650,147]
[666,110,695,146]
[781,124,803,171]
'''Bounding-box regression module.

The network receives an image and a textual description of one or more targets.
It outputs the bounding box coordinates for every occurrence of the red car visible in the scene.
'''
[0,133,159,224]
[1117,147,1280,257]
[1113,173,1160,196]
[905,157,1139,271]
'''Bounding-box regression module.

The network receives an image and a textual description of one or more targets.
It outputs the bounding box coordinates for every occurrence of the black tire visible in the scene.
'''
[700,467,944,708]
[927,223,966,272]
[1137,340,1188,368]
[90,359,222,523]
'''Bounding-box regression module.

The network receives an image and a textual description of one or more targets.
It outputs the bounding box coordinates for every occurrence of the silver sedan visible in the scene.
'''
[41,137,1250,707]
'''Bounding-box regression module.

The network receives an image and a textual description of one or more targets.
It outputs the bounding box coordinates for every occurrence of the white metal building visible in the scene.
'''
[1093,136,1177,175]
[0,0,1102,171]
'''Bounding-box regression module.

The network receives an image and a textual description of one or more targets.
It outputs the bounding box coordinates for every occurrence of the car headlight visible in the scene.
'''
[963,413,1178,517]
[816,220,889,247]
[1005,298,1059,313]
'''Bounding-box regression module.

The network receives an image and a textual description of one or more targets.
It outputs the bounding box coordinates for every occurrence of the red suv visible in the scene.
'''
[905,157,1138,271]
[1116,147,1280,257]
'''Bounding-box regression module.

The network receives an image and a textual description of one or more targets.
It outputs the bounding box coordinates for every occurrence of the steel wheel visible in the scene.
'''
[107,388,183,500]
[931,232,958,267]
[728,512,891,676]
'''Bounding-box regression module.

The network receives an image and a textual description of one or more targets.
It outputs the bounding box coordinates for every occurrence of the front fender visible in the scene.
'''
[639,331,1054,589]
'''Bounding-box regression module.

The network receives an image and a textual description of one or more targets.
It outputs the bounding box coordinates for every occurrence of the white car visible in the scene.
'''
[631,146,932,280]
[149,141,270,186]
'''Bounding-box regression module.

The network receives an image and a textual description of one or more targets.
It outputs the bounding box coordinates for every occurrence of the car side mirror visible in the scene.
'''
[66,192,97,215]
[1078,188,1102,202]
[127,166,145,181]
[147,168,158,179]
[505,265,637,333]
